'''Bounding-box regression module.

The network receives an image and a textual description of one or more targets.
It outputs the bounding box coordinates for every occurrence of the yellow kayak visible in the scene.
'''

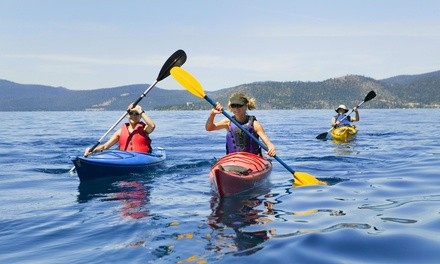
[331,126,357,142]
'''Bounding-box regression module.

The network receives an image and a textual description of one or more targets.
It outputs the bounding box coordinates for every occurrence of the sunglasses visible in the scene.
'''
[129,112,141,116]
[230,104,244,108]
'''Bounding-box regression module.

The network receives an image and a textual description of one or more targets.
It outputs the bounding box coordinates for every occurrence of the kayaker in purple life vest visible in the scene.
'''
[84,103,155,156]
[331,104,359,128]
[205,92,276,157]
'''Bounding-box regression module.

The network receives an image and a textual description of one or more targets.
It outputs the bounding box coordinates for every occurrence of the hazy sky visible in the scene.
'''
[1,0,439,91]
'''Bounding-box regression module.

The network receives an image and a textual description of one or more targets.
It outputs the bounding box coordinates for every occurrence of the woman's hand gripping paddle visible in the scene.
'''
[316,90,377,140]
[170,66,325,187]
[70,50,187,173]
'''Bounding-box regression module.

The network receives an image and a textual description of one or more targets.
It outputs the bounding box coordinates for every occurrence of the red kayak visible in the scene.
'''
[209,152,272,197]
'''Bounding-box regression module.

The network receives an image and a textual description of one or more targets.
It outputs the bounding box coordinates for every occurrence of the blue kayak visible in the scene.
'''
[71,148,166,181]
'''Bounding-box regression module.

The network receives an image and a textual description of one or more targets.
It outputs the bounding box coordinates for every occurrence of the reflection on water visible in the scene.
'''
[77,176,151,220]
[206,191,276,256]
[116,181,149,219]
[332,140,360,155]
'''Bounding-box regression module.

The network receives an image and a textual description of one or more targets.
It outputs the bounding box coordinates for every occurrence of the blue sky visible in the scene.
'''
[1,0,439,91]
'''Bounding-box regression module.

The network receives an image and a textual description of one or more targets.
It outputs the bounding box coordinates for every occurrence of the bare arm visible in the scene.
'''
[84,130,120,156]
[141,112,156,134]
[205,102,229,131]
[331,117,337,127]
[351,108,359,122]
[206,113,229,131]
[253,120,276,157]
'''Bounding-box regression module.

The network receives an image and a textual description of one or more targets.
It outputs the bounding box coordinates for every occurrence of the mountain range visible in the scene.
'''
[1,70,439,111]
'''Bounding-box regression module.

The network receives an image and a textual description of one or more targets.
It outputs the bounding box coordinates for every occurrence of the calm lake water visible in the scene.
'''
[1,109,439,263]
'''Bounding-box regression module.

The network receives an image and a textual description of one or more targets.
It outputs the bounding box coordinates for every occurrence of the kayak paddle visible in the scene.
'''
[316,90,376,140]
[70,49,187,173]
[170,66,325,187]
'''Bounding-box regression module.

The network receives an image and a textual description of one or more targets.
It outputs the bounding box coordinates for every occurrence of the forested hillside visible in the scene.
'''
[1,70,439,111]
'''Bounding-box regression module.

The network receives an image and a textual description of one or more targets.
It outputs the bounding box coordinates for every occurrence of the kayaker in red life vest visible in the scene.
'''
[331,104,359,128]
[84,104,155,156]
[205,92,276,157]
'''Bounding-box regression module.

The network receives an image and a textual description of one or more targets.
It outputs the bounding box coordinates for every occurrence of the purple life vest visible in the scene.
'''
[226,115,261,155]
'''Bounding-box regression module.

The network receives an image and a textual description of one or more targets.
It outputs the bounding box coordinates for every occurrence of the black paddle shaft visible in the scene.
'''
[132,49,187,108]
[338,90,376,123]
[89,50,187,153]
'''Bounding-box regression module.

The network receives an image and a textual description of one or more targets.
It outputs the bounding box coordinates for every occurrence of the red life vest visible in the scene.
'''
[119,122,152,153]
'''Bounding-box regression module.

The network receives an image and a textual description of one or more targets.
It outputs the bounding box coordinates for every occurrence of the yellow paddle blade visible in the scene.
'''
[170,67,206,99]
[293,172,327,187]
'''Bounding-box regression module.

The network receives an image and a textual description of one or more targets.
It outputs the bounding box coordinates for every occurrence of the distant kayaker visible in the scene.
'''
[331,104,359,128]
[84,103,155,156]
[205,92,276,157]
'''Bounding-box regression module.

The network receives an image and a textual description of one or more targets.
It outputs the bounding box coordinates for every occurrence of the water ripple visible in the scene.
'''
[359,194,440,211]
[1,110,440,263]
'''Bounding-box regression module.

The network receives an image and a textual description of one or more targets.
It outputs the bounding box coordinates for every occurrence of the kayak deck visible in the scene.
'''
[209,152,272,197]
[71,148,166,181]
[331,126,357,142]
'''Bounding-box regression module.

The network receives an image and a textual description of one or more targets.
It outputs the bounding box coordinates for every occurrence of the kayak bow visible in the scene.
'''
[331,126,357,142]
[209,152,272,197]
[71,148,166,181]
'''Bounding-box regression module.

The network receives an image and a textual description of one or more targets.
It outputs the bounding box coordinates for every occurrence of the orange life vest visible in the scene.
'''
[119,122,152,153]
